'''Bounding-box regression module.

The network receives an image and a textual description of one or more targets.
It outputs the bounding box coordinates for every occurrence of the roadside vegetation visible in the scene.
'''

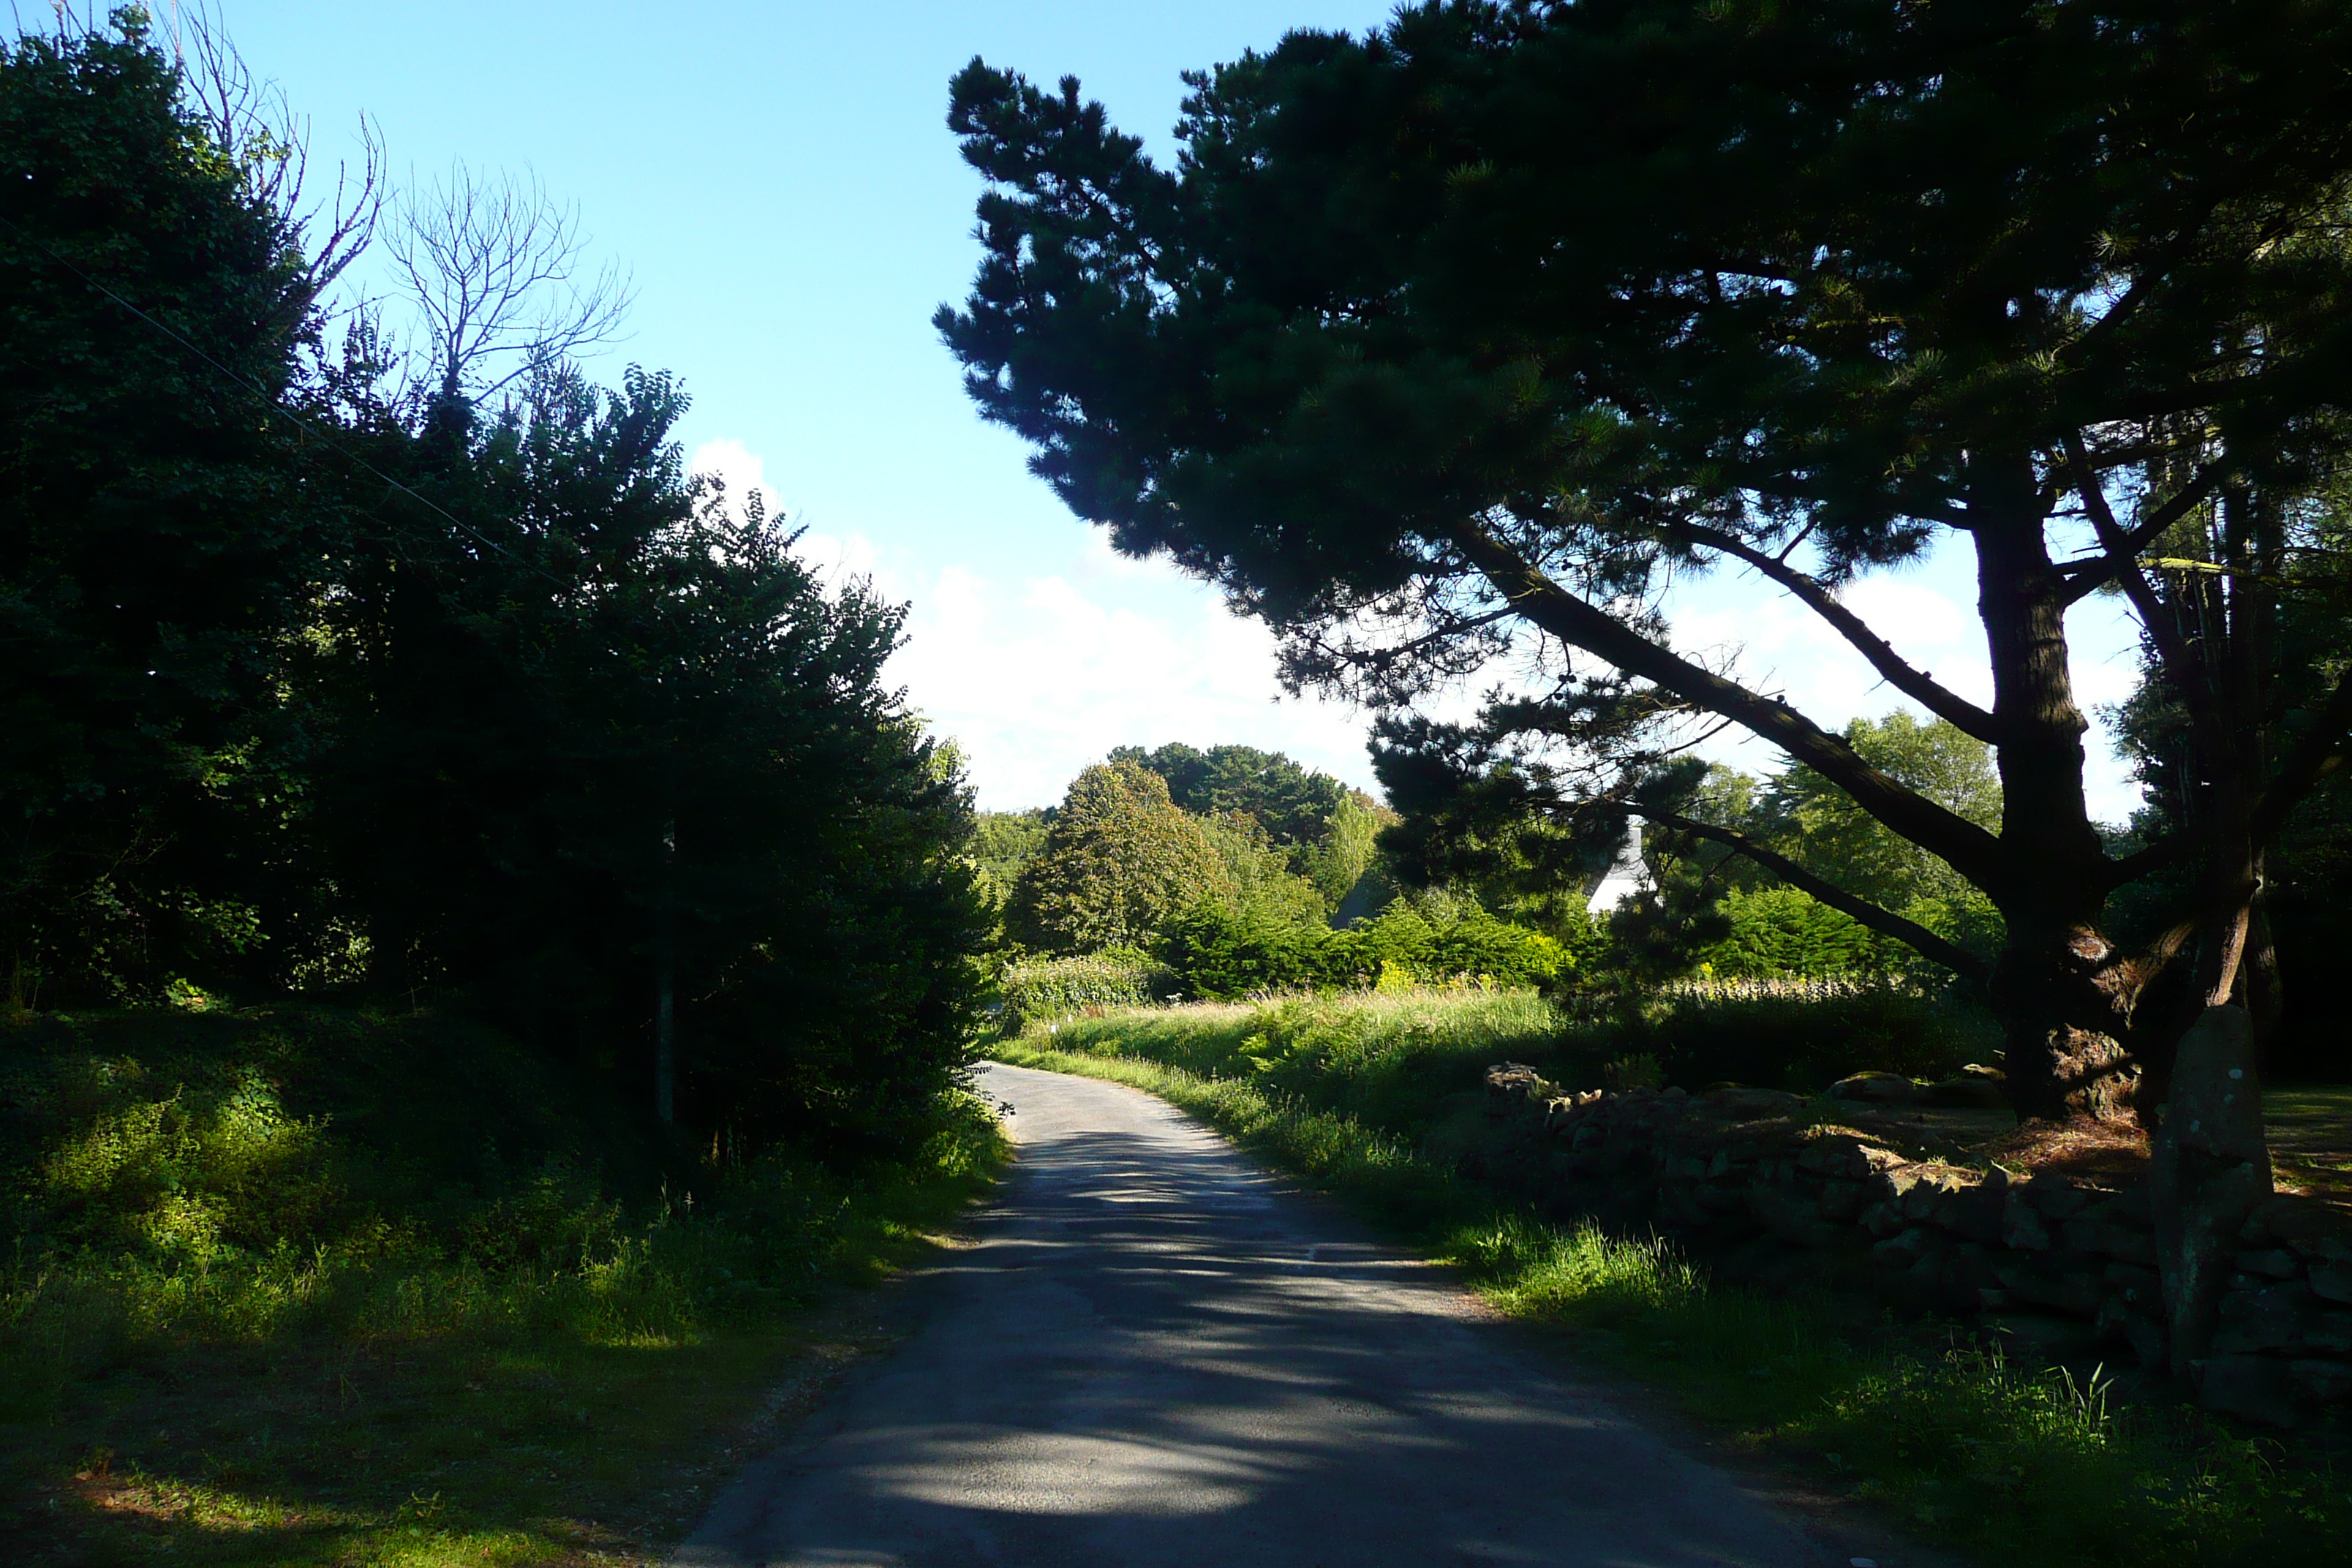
[3,17,1000,1564]
[995,990,2351,1568]
[1,1005,1006,1564]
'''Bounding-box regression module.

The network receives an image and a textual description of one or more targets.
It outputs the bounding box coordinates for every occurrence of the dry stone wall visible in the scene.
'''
[1476,1063,2352,1427]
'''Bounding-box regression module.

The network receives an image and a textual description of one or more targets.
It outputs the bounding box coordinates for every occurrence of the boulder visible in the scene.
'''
[2103,1263,2163,1317]
[1817,1180,1868,1224]
[2239,1194,2352,1258]
[2152,1008,2274,1379]
[1984,1311,2095,1361]
[1879,1162,1975,1223]
[1872,1226,1945,1268]
[1929,1166,2008,1245]
[2195,1355,2303,1427]
[1994,1257,2105,1319]
[2002,1190,2054,1251]
[2016,1172,2092,1224]
[2233,1248,2302,1281]
[1745,1182,1846,1248]
[2312,1261,2352,1306]
[1484,1063,1554,1109]
[1858,1200,1909,1240]
[2095,1297,2169,1369]
[1703,1085,1808,1119]
[1796,1130,1904,1181]
[2304,1311,2352,1355]
[2212,1281,2315,1355]
[2292,1358,2352,1406]
[1830,1071,1928,1106]
[2063,1207,2157,1266]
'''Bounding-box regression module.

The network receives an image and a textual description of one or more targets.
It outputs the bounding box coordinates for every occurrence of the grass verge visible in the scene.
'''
[2,1008,1008,1567]
[997,1006,2351,1568]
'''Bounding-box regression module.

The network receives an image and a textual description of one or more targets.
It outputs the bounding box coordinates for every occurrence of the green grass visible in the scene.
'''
[2266,1086,2352,1207]
[1030,977,1997,1128]
[998,993,2352,1568]
[1,1006,1009,1566]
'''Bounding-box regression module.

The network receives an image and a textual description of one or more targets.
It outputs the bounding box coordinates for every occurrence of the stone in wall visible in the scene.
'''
[1474,1062,2352,1427]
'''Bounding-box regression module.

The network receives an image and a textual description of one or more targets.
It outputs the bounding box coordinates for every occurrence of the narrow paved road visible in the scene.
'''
[676,1063,1844,1567]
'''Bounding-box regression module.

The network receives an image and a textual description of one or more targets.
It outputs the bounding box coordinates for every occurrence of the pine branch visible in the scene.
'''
[1641,810,1991,984]
[1450,521,2013,892]
[1666,521,1999,742]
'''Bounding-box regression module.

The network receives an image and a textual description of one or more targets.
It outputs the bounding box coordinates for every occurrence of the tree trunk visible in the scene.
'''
[1989,903,2141,1122]
[1973,496,2137,1123]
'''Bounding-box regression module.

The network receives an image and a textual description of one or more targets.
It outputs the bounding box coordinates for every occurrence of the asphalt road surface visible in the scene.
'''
[674,1061,1849,1567]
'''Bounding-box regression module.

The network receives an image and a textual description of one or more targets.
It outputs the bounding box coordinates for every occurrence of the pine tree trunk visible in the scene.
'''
[1989,902,2141,1123]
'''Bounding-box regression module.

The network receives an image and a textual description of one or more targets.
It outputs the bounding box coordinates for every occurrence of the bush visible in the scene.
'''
[998,951,1172,1028]
[0,1006,1006,1418]
[1626,976,1999,1092]
[1157,898,1567,1000]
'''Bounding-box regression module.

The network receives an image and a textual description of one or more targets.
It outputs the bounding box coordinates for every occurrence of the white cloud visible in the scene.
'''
[889,557,1383,810]
[687,437,777,514]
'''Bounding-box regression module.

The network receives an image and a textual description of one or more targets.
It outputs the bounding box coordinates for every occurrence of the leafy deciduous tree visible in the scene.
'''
[1007,760,1235,954]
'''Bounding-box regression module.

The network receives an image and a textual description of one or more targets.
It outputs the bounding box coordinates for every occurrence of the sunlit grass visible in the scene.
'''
[998,999,2352,1568]
[1,1014,1009,1568]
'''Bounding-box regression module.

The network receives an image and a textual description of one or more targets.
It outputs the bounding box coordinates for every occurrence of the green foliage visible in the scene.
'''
[1006,761,1235,954]
[1,22,990,1153]
[0,1006,1005,1566]
[1607,716,2007,986]
[1749,713,2006,964]
[940,0,2352,1099]
[1196,809,1330,925]
[999,1010,2344,1564]
[1301,791,1394,911]
[2107,489,2352,1080]
[1156,897,1567,1000]
[1038,971,1989,1115]
[290,369,989,1150]
[1,19,314,1003]
[970,808,1050,912]
[997,951,1170,1029]
[1109,742,1348,849]
[0,1006,1006,1416]
[1696,885,1884,979]
[1624,978,1999,1092]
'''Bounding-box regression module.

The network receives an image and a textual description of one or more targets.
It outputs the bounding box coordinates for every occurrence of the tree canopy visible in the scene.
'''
[1006,760,1236,954]
[3,17,985,1153]
[939,0,2352,1122]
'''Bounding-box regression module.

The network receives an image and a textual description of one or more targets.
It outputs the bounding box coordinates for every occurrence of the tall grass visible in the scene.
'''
[1039,976,1997,1116]
[1,1006,1007,1566]
[998,995,2349,1567]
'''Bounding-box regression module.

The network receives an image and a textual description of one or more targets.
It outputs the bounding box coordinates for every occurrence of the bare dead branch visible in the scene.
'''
[385,159,635,402]
[172,5,383,314]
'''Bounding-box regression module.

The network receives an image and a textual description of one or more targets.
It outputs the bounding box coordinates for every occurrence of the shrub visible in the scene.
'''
[1157,898,1567,1000]
[1627,976,1998,1091]
[0,1006,1008,1418]
[998,951,1172,1028]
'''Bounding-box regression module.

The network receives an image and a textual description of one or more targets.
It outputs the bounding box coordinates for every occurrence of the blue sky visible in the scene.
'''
[206,0,2144,818]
